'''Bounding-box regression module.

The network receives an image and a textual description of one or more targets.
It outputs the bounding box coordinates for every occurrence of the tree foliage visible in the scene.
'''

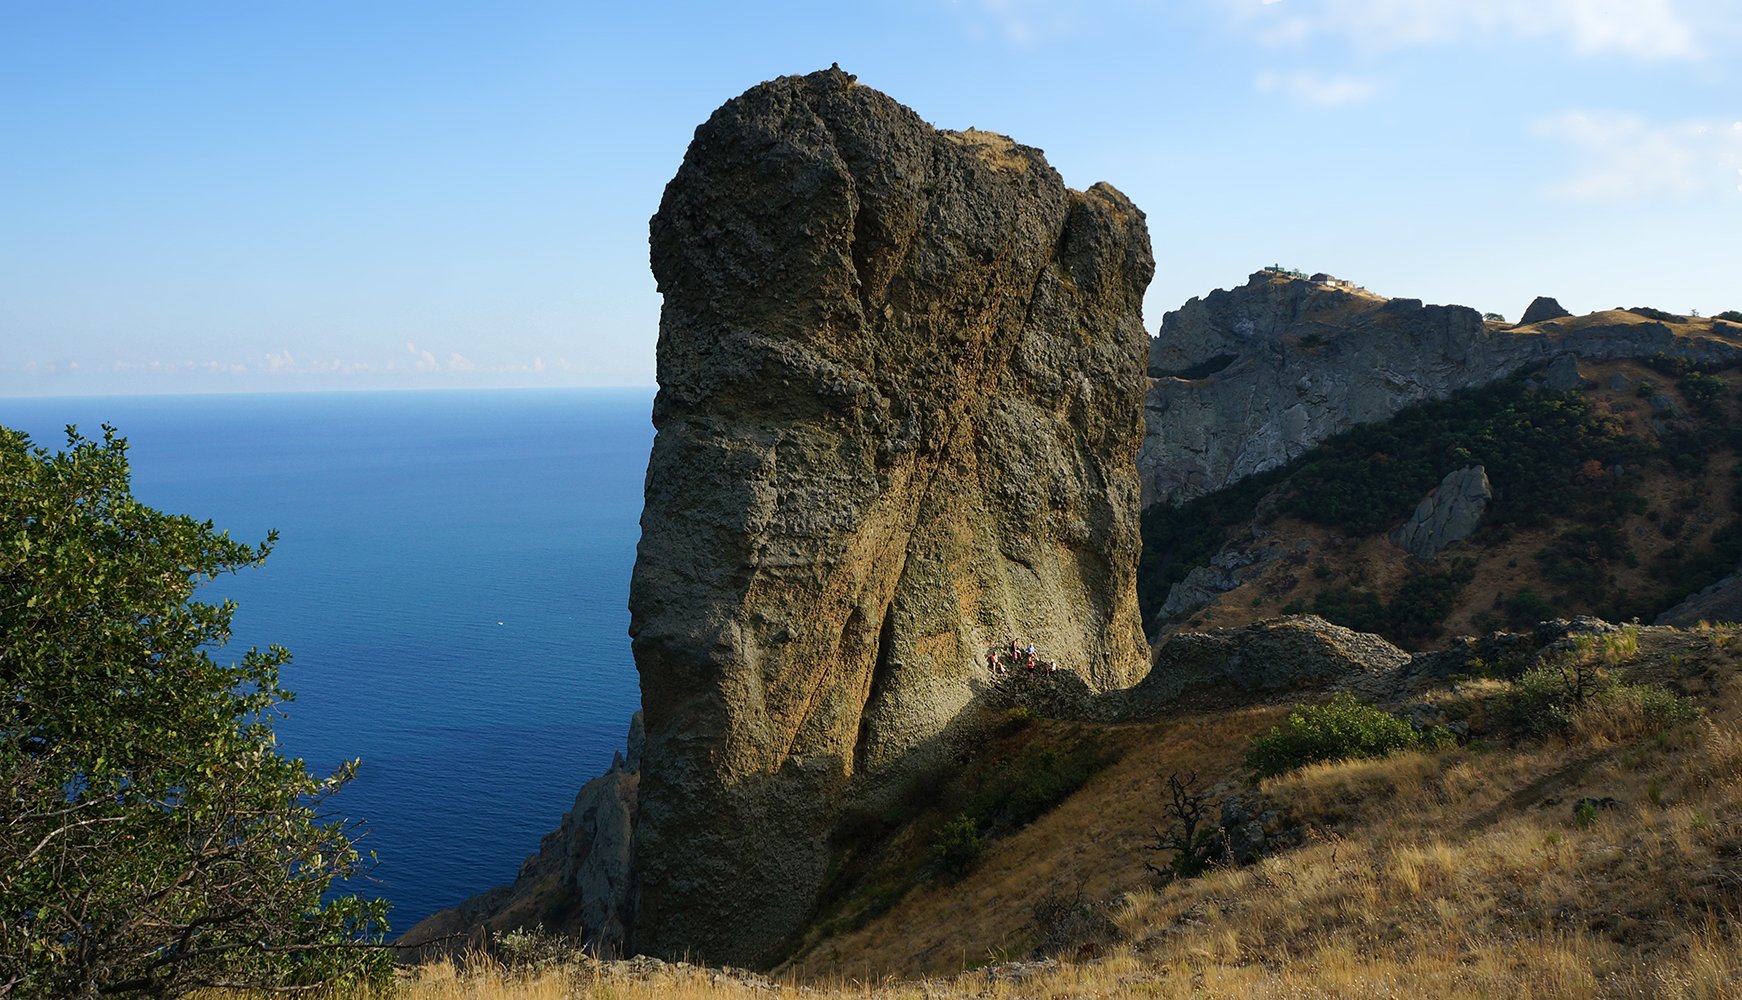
[1274,379,1640,536]
[0,426,388,998]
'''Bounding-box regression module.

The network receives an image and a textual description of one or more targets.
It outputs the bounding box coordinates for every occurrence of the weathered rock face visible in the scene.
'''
[1140,271,1742,508]
[556,713,642,956]
[633,67,1153,965]
[1656,567,1742,626]
[397,713,643,958]
[1391,465,1491,561]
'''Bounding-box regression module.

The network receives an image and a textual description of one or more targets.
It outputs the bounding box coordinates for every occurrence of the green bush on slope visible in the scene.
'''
[1246,693,1452,780]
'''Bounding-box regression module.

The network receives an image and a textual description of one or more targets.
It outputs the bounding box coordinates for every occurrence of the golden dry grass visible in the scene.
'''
[237,630,1742,999]
[781,706,1289,979]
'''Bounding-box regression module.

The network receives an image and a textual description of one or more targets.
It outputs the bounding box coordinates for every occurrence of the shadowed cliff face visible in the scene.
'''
[631,67,1153,965]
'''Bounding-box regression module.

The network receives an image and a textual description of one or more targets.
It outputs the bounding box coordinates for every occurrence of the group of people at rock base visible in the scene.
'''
[985,637,1056,677]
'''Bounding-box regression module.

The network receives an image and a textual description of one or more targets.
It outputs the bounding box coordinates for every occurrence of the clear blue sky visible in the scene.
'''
[3,0,1738,396]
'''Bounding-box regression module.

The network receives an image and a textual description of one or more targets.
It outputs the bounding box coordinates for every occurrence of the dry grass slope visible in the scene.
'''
[223,625,1742,999]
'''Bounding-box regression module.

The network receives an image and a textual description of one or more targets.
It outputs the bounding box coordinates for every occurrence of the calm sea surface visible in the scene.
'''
[1,388,653,928]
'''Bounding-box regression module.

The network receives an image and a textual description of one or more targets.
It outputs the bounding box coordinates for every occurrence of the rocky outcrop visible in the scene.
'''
[1391,466,1491,561]
[1155,535,1285,624]
[1140,271,1742,508]
[399,714,644,957]
[1114,615,1412,716]
[1656,568,1742,626]
[556,714,642,955]
[632,67,1153,965]
[1521,296,1572,324]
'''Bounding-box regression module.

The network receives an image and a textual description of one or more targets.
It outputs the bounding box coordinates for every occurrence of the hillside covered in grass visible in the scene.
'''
[1142,349,1742,649]
[323,618,1742,999]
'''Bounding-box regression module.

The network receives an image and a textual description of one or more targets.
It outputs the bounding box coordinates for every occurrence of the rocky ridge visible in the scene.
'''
[1116,614,1413,716]
[399,715,643,956]
[629,67,1154,966]
[1140,271,1742,508]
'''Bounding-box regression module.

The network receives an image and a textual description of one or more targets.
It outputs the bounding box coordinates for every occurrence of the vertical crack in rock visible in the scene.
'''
[853,602,899,776]
[631,66,1152,966]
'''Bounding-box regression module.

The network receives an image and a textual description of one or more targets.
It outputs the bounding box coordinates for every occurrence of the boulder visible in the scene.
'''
[1521,296,1573,324]
[1217,792,1297,865]
[1116,615,1412,716]
[632,67,1153,965]
[1390,466,1492,561]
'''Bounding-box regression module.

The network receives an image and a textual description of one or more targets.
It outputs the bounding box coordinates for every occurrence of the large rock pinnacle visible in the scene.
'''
[631,67,1153,965]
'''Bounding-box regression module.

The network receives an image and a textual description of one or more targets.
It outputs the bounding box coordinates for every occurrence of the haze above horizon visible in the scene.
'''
[4,0,1739,397]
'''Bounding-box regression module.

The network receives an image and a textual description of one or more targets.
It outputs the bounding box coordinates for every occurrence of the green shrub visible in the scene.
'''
[1717,310,1742,324]
[1496,635,1696,742]
[1620,684,1698,729]
[1139,466,1283,623]
[1245,694,1446,779]
[998,705,1038,735]
[1501,587,1559,628]
[1307,586,1388,635]
[1274,378,1637,537]
[965,743,1106,830]
[1139,373,1668,632]
[1500,661,1587,738]
[1679,370,1729,420]
[918,735,1111,883]
[1305,562,1474,646]
[929,813,986,877]
[494,926,579,973]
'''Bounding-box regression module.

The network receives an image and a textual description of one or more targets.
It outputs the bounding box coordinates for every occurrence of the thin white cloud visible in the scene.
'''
[95,345,557,383]
[1255,70,1378,106]
[1534,111,1742,200]
[959,0,1081,45]
[406,340,439,371]
[1224,0,1709,60]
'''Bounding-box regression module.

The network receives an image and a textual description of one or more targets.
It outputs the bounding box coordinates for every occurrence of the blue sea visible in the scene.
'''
[1,388,653,928]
